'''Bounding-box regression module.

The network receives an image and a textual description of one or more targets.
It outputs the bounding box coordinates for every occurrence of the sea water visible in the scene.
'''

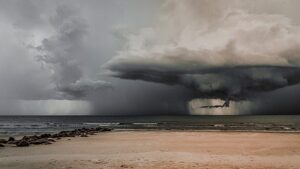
[0,115,299,138]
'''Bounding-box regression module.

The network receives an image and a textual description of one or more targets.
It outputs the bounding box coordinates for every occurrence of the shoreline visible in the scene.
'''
[114,128,300,133]
[1,115,299,140]
[1,126,300,147]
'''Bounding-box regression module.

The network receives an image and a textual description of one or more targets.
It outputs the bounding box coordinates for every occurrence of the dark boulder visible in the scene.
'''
[5,127,113,148]
[40,133,51,138]
[58,131,75,137]
[0,143,4,147]
[16,140,29,147]
[103,128,112,132]
[0,139,7,144]
[29,135,40,140]
[29,135,41,141]
[22,136,30,141]
[96,127,104,131]
[51,134,60,138]
[7,140,19,144]
[8,137,15,141]
[31,138,54,145]
[22,135,40,143]
[30,138,48,145]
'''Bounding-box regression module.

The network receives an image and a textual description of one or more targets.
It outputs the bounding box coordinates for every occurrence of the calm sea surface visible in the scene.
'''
[0,115,299,138]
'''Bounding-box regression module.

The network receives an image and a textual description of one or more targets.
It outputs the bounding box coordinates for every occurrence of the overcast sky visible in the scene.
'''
[1,0,300,115]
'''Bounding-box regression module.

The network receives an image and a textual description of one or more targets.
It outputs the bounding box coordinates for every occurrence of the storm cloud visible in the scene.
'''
[106,0,300,107]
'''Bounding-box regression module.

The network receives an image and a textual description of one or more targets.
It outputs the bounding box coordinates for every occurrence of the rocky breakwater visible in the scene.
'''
[0,127,112,147]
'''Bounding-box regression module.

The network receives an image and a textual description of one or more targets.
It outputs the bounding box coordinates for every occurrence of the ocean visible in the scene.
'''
[0,115,300,138]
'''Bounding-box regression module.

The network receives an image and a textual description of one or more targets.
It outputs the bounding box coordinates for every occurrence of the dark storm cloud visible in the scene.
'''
[106,0,300,114]
[250,84,300,115]
[180,66,300,100]
[108,63,300,100]
[88,80,196,115]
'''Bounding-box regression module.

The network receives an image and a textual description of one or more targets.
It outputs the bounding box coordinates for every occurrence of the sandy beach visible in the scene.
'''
[0,131,299,169]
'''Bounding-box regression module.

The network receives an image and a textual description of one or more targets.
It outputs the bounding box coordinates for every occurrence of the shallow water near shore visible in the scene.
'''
[1,115,300,138]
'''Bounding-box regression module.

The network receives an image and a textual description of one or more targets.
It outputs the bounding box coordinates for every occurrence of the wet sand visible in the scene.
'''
[0,131,299,169]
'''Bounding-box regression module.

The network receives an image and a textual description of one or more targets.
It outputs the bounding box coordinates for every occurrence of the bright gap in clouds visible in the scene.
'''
[188,99,251,115]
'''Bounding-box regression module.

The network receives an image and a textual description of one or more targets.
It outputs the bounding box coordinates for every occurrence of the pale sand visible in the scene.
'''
[0,131,300,169]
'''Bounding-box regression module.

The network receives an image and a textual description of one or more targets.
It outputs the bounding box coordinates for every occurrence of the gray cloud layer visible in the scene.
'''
[1,0,185,115]
[33,4,112,99]
[1,0,300,115]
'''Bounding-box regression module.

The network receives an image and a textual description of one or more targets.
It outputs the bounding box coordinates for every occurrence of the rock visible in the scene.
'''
[30,138,55,145]
[30,138,49,145]
[40,133,51,138]
[7,140,19,144]
[30,135,41,141]
[21,135,41,143]
[4,127,113,148]
[70,133,76,137]
[22,136,30,141]
[103,128,112,132]
[0,139,7,144]
[16,140,29,147]
[29,135,40,140]
[8,137,15,141]
[51,134,59,138]
[96,127,103,131]
[58,131,75,137]
[96,127,112,132]
[88,131,95,135]
[120,164,129,168]
[0,143,4,147]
